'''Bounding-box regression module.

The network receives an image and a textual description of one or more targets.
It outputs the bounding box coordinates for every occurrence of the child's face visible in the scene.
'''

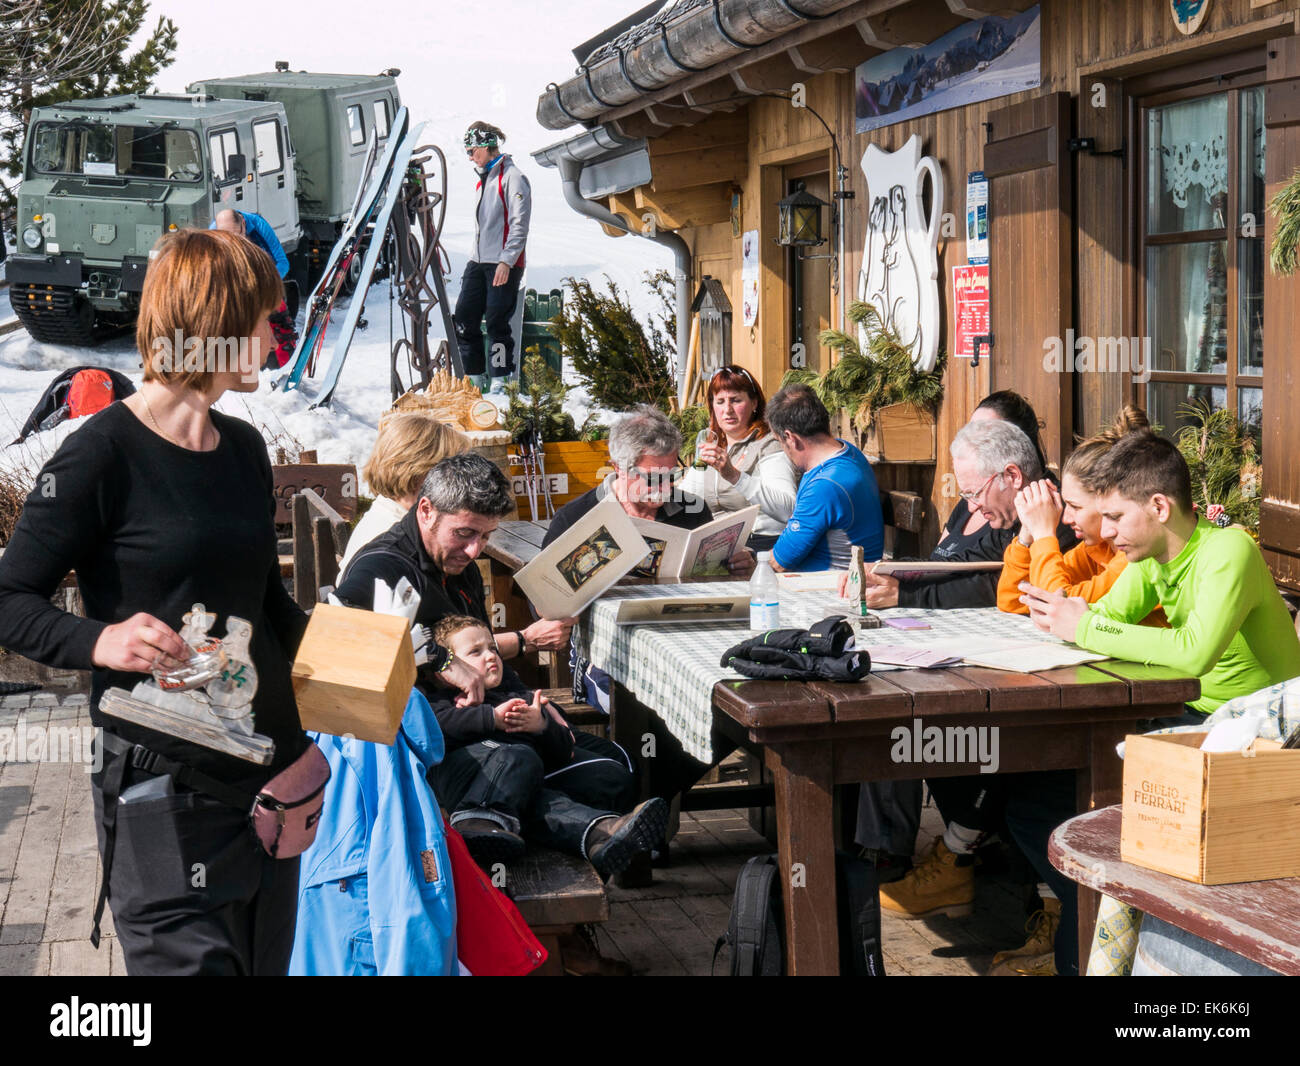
[447,625,503,688]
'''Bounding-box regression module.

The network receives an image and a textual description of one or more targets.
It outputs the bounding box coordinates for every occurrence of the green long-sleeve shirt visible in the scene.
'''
[1075,521,1300,713]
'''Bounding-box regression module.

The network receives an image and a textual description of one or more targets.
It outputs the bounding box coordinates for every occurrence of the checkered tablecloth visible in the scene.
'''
[577,582,1069,763]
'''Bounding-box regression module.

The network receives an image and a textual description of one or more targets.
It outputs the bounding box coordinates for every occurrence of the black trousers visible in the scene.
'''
[429,733,637,855]
[91,762,299,976]
[453,260,524,377]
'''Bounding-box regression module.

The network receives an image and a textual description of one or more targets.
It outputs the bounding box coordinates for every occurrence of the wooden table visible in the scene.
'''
[485,519,550,573]
[709,660,1200,975]
[1049,804,1299,975]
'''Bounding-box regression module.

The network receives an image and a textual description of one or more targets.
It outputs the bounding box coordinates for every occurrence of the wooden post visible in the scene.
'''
[292,493,314,611]
[313,514,337,598]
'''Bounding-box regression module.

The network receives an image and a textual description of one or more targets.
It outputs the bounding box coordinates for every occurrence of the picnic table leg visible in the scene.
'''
[766,740,838,976]
[1075,718,1134,972]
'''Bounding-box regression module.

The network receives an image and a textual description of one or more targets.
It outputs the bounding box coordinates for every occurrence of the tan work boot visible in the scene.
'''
[878,837,974,919]
[987,897,1061,973]
[988,950,1057,976]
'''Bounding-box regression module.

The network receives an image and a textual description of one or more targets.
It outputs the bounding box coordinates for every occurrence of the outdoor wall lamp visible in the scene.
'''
[776,181,828,248]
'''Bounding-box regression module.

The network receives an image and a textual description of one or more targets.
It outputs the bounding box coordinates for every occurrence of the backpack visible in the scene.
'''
[720,616,871,683]
[715,850,886,976]
[66,369,116,419]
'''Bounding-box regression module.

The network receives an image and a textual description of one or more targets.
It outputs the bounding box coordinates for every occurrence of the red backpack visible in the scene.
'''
[66,369,116,419]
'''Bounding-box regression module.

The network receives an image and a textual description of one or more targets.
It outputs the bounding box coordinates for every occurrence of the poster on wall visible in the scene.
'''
[952,264,990,361]
[854,6,1041,134]
[966,171,989,265]
[741,228,759,327]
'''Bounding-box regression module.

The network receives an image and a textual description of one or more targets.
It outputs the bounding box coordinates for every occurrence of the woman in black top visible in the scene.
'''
[0,230,307,974]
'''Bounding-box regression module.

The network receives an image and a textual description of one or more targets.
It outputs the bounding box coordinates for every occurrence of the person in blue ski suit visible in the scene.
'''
[212,209,297,369]
[290,688,457,976]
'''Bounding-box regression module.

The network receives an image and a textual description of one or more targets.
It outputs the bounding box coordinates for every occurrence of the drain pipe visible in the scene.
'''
[556,156,693,408]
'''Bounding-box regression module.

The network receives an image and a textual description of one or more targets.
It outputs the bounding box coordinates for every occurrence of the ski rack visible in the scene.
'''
[276,109,463,409]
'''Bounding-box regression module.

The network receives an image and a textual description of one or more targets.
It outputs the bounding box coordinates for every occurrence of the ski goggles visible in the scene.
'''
[464,127,500,150]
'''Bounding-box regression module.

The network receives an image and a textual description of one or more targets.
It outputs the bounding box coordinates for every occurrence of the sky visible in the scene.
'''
[137,0,673,291]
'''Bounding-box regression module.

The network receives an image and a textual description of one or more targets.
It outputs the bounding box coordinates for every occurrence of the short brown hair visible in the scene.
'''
[1090,430,1194,512]
[1063,405,1150,492]
[137,228,283,392]
[432,614,490,648]
[363,414,469,501]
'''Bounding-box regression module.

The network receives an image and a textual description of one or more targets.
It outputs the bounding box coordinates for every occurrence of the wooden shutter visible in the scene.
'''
[983,92,1074,470]
[1261,37,1300,592]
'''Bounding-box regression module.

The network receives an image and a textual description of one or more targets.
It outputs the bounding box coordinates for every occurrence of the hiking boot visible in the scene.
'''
[584,798,670,881]
[988,950,1057,976]
[455,817,526,869]
[987,896,1061,972]
[861,847,913,885]
[878,837,974,919]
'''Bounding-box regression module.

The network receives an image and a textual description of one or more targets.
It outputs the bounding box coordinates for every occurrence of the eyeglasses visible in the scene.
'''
[710,365,755,383]
[627,460,684,487]
[958,470,1006,504]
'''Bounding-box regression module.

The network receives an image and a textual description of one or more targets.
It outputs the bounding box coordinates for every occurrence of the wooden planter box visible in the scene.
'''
[1121,731,1300,885]
[509,439,611,515]
[860,403,937,463]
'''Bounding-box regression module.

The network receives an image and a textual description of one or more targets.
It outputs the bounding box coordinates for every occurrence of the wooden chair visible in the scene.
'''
[880,488,925,560]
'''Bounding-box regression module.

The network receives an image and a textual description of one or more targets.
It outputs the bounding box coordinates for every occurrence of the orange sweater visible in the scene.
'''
[997,537,1127,614]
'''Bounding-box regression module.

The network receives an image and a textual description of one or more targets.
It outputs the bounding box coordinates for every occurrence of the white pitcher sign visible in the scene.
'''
[858,135,943,372]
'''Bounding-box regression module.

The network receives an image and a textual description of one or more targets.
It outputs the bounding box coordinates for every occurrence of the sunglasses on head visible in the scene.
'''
[710,365,754,383]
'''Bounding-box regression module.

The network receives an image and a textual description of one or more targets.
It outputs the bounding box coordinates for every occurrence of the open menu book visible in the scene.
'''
[513,499,758,620]
[513,496,648,620]
[630,505,759,583]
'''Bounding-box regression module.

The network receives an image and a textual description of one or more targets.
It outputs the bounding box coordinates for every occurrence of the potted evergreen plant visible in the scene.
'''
[785,302,945,462]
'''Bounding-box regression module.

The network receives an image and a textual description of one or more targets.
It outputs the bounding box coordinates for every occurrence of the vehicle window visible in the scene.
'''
[253,119,282,175]
[29,121,201,182]
[346,105,365,147]
[209,128,239,184]
[372,99,390,139]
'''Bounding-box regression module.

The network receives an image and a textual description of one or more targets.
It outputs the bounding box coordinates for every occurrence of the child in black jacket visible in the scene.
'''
[426,616,666,879]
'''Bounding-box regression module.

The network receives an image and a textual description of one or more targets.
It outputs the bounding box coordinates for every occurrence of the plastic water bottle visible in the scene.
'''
[749,551,781,631]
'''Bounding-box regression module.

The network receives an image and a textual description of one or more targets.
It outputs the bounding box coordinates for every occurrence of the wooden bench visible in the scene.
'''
[291,488,352,608]
[507,846,610,977]
[539,687,607,736]
[881,488,925,560]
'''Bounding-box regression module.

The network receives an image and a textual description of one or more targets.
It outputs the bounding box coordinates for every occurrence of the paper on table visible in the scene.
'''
[868,645,964,668]
[513,496,648,619]
[775,570,842,592]
[614,593,750,625]
[960,642,1108,673]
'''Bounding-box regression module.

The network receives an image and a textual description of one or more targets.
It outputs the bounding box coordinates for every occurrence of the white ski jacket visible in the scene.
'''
[471,153,531,269]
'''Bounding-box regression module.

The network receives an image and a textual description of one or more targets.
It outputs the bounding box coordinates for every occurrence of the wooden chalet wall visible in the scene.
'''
[600,0,1300,553]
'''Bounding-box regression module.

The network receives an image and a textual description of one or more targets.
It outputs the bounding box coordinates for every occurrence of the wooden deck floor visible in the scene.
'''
[0,691,1046,977]
[594,803,1044,977]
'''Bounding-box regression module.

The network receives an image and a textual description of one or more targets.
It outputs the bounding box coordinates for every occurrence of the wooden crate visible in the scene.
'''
[860,403,937,463]
[1121,731,1300,885]
[509,440,611,514]
[291,603,416,744]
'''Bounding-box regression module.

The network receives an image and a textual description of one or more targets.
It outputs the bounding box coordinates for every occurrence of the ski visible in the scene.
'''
[308,122,425,409]
[275,107,410,392]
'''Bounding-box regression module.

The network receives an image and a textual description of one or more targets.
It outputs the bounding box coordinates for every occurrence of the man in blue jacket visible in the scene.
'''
[213,209,296,368]
[766,384,884,571]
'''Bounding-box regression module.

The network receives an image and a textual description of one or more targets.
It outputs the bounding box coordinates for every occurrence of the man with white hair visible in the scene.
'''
[543,405,753,857]
[857,418,1074,609]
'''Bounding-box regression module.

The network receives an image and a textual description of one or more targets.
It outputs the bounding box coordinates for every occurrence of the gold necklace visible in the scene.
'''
[140,391,208,451]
